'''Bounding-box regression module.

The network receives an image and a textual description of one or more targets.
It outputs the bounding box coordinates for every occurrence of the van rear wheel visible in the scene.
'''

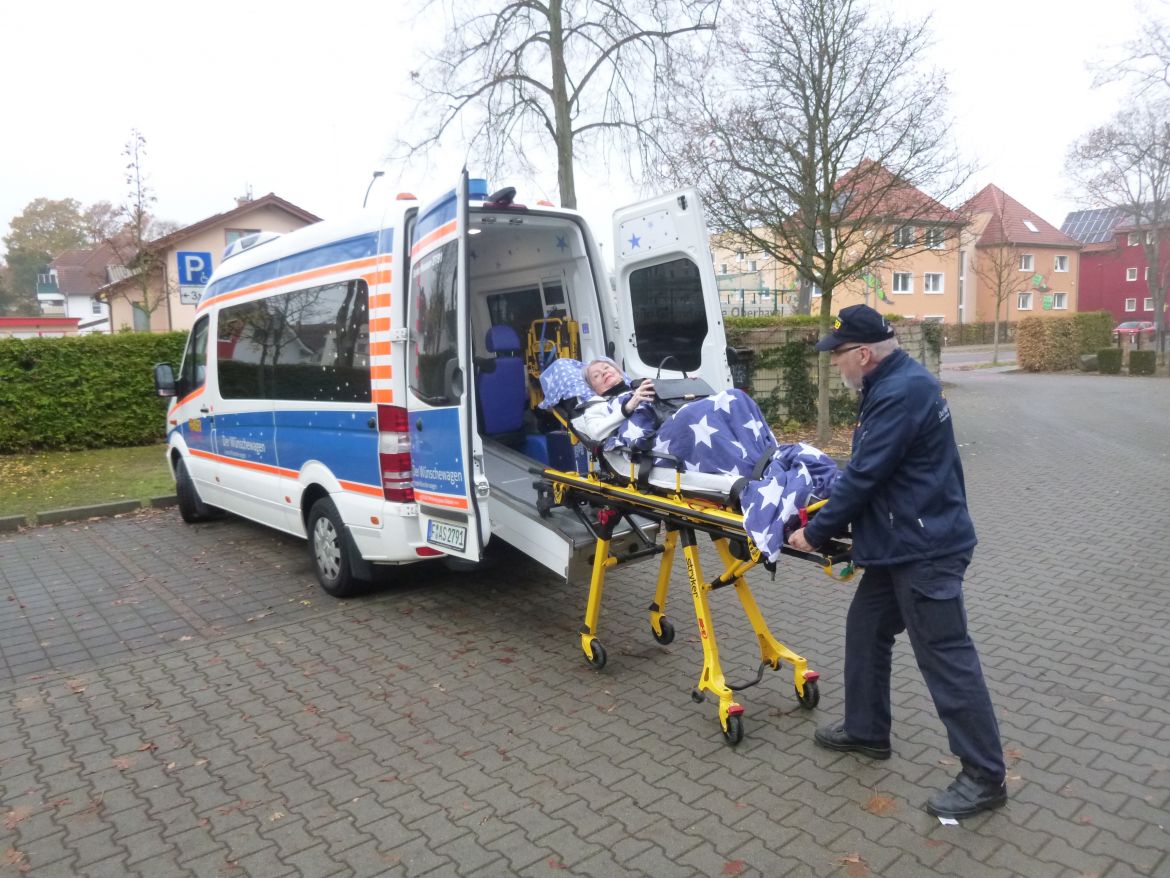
[308,497,364,598]
[175,458,221,523]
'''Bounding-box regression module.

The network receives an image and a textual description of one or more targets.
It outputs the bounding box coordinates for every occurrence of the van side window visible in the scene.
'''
[408,241,459,405]
[629,257,708,371]
[180,315,209,392]
[216,280,371,403]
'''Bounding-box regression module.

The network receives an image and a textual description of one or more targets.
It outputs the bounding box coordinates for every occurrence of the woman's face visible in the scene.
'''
[585,360,623,394]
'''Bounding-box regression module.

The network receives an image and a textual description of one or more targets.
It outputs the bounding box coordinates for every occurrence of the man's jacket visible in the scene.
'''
[803,347,977,565]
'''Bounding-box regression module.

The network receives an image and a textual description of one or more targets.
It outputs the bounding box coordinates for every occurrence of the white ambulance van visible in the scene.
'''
[154,173,733,596]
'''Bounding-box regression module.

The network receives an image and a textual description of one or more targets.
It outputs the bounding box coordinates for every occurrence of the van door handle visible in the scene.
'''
[200,406,210,414]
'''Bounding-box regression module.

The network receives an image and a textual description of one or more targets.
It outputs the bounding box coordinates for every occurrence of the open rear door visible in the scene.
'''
[612,190,731,389]
[406,171,490,561]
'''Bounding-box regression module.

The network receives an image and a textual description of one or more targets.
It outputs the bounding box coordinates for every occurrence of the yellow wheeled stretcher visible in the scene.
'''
[536,453,853,746]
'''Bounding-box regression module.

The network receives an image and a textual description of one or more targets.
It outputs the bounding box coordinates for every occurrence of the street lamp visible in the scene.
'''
[363,171,385,208]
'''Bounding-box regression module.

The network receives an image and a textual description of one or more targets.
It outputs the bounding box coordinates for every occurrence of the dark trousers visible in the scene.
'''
[843,551,1005,783]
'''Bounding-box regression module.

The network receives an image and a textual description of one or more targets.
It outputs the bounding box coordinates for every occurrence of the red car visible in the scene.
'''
[1113,320,1155,340]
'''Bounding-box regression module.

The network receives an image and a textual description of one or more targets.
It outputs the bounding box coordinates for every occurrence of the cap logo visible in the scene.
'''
[833,317,842,330]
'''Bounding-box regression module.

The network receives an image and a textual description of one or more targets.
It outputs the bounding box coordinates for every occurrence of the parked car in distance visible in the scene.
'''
[1113,320,1155,340]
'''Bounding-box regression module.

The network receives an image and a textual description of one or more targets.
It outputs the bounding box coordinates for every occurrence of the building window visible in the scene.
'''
[1019,254,1033,271]
[1145,266,1150,280]
[1128,232,1140,246]
[1017,292,1032,310]
[720,263,727,275]
[92,299,102,315]
[1054,255,1068,272]
[924,228,945,249]
[892,272,913,293]
[225,228,261,247]
[1145,297,1154,311]
[893,226,915,248]
[749,260,757,272]
[1052,292,1068,309]
[1146,230,1155,244]
[736,250,745,262]
[1023,220,1039,232]
[924,273,944,293]
[1124,298,1137,311]
[1127,267,1138,281]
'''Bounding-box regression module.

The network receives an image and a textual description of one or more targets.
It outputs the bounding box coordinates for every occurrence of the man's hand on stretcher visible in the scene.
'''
[787,527,815,553]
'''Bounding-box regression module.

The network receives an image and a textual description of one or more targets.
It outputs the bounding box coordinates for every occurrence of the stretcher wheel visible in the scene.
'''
[652,618,675,645]
[796,679,820,710]
[722,715,744,745]
[585,639,607,670]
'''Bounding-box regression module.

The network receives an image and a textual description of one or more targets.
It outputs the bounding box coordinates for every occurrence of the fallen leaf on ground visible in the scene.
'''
[723,860,747,876]
[863,794,897,816]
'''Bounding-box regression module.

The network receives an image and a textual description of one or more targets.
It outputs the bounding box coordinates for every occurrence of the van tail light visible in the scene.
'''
[378,404,414,503]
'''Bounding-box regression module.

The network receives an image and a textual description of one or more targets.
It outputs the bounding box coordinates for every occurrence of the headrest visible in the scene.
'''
[485,325,522,353]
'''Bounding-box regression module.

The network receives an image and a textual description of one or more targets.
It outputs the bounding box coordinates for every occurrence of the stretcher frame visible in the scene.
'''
[536,458,854,746]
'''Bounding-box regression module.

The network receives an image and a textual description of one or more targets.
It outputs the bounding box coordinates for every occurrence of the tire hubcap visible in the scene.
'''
[313,517,341,580]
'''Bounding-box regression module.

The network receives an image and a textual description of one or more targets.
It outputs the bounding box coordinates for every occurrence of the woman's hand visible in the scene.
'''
[624,380,655,414]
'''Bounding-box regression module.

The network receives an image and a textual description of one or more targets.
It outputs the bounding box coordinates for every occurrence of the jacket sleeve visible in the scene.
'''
[573,394,630,442]
[803,388,918,548]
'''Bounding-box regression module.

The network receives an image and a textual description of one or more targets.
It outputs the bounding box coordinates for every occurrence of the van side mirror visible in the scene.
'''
[154,363,177,398]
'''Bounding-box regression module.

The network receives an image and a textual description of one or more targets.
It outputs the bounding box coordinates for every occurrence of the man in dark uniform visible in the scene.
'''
[789,304,1007,819]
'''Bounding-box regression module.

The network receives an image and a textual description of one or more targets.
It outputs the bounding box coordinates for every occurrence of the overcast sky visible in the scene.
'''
[0,0,1152,263]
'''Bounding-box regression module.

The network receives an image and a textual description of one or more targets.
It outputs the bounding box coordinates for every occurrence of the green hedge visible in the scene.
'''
[1073,311,1114,354]
[1098,348,1122,374]
[1017,313,1111,372]
[1129,349,1156,375]
[0,332,187,452]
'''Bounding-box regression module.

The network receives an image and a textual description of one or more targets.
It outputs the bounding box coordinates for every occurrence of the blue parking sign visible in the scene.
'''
[176,251,213,286]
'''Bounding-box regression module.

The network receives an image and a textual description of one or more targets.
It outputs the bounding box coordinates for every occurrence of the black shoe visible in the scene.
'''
[925,771,1007,818]
[813,723,891,759]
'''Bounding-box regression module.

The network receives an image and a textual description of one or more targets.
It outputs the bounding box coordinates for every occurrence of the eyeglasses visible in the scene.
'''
[831,344,866,356]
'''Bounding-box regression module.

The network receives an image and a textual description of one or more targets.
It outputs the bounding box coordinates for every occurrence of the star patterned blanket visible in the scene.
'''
[539,360,840,562]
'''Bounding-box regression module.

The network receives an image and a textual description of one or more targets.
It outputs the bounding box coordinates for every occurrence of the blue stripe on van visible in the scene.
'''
[274,409,379,487]
[201,232,382,304]
[415,178,489,241]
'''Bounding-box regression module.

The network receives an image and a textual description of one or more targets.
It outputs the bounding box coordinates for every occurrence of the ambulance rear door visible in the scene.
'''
[611,190,731,388]
[405,171,490,562]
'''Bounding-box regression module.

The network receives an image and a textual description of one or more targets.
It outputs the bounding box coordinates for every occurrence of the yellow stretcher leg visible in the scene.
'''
[713,539,821,708]
[681,530,745,744]
[579,534,619,669]
[647,529,679,645]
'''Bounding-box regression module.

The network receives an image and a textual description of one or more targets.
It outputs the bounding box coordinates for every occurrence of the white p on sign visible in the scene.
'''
[176,251,212,286]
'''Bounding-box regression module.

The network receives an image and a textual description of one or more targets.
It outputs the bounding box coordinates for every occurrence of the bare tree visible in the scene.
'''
[1067,104,1170,363]
[657,0,971,441]
[102,129,174,326]
[1091,1,1170,97]
[969,244,1033,366]
[396,0,719,209]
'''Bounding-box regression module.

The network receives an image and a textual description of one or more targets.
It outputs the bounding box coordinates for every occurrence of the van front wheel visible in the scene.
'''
[175,458,221,523]
[308,497,363,598]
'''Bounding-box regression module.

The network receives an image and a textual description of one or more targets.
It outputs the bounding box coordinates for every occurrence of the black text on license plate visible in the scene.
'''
[427,519,467,552]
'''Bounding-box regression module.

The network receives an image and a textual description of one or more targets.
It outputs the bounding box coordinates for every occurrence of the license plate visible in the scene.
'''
[427,519,467,552]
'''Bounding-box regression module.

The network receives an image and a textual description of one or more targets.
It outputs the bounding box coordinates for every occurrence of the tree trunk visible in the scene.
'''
[548,0,576,210]
[992,300,1001,366]
[816,294,833,444]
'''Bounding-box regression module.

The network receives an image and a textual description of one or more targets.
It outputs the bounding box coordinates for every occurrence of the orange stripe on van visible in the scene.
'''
[196,256,381,314]
[370,365,393,380]
[371,390,395,403]
[339,480,383,497]
[368,293,392,309]
[369,341,393,357]
[410,220,458,256]
[176,385,205,407]
[370,317,392,332]
[414,490,469,510]
[364,270,393,286]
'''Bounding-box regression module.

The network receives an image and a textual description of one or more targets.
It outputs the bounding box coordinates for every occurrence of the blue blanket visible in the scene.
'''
[539,359,840,564]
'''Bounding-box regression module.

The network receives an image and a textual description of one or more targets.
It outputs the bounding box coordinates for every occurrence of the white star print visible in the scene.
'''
[755,477,785,510]
[621,420,646,443]
[652,435,672,457]
[795,462,812,485]
[749,527,775,556]
[710,390,736,412]
[731,440,747,459]
[689,415,719,447]
[779,490,800,525]
[743,417,764,438]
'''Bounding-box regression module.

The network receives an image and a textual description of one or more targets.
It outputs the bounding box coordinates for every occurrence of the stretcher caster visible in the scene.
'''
[584,638,607,670]
[652,618,675,645]
[796,672,820,709]
[722,714,744,745]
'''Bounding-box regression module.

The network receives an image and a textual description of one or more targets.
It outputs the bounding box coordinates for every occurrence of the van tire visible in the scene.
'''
[308,497,365,598]
[175,458,221,523]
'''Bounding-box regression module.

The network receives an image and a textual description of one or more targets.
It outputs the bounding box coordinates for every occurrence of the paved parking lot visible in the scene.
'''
[1,369,1168,877]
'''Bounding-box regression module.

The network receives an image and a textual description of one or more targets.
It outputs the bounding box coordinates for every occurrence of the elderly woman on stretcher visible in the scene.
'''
[568,357,841,563]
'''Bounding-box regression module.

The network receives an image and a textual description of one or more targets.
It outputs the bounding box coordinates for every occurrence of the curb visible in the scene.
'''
[1,496,179,532]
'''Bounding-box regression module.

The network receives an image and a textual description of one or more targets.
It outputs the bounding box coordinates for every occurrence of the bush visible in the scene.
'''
[0,332,187,453]
[1098,347,1122,374]
[1073,311,1114,354]
[1016,316,1080,371]
[1129,349,1156,375]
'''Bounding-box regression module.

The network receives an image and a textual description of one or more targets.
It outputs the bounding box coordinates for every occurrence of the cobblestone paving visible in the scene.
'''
[1,370,1168,877]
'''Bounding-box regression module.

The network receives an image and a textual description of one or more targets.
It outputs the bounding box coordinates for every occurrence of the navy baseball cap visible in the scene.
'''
[814,304,896,351]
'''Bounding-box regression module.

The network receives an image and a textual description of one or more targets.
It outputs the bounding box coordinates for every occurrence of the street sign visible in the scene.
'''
[176,251,212,286]
[179,286,203,305]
